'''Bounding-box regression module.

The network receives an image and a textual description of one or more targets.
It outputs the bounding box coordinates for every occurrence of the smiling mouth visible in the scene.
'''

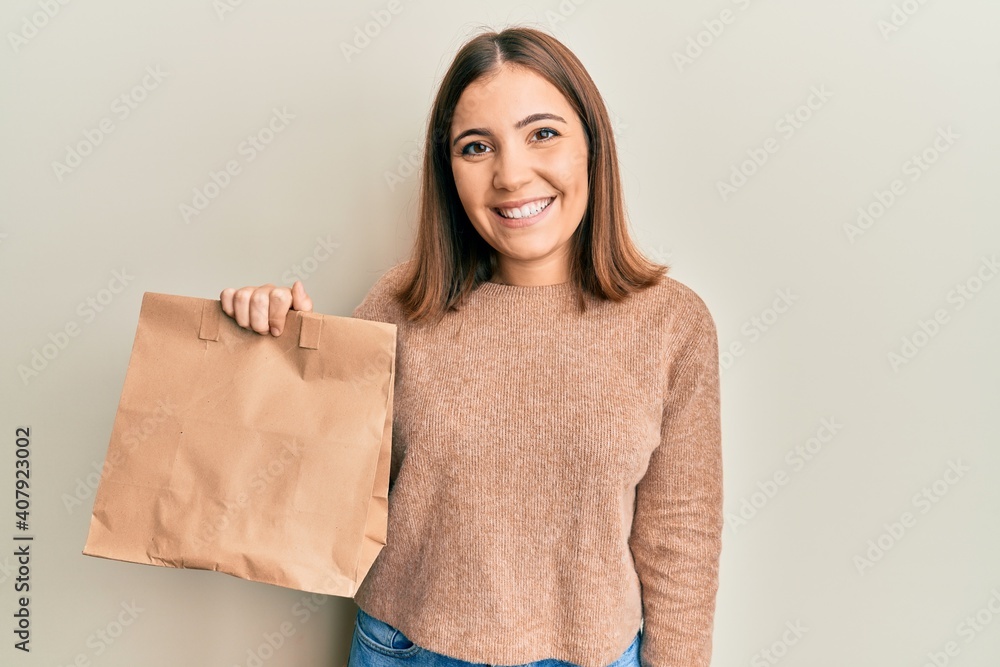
[492,196,555,220]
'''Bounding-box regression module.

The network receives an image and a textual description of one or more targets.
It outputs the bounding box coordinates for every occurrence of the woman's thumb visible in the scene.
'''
[291,280,313,312]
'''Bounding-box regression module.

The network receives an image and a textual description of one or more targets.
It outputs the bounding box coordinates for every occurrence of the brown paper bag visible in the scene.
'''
[82,291,396,597]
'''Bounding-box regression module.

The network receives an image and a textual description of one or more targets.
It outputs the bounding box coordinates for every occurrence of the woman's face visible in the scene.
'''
[449,64,589,285]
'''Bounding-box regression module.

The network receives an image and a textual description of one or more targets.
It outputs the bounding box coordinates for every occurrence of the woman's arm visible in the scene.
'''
[628,294,724,667]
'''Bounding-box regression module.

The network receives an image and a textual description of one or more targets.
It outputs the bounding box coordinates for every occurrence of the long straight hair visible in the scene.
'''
[394,26,668,324]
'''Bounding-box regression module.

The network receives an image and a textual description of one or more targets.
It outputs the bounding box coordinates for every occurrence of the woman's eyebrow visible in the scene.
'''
[451,112,567,147]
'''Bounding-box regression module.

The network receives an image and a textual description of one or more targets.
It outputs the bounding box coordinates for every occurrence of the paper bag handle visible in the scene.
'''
[199,300,322,349]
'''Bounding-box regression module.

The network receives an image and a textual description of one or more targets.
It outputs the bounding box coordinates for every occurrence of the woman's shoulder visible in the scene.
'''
[611,272,720,376]
[616,274,718,366]
[351,259,415,323]
[640,272,715,323]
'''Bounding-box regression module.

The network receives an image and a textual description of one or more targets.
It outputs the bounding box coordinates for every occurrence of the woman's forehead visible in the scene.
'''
[452,66,573,125]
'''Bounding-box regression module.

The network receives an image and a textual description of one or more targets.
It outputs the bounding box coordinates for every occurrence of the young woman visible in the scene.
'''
[221,26,722,667]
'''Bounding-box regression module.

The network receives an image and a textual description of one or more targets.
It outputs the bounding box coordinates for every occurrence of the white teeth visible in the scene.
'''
[496,197,553,219]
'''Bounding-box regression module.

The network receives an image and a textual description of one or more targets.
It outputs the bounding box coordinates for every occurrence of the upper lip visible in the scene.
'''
[492,195,555,210]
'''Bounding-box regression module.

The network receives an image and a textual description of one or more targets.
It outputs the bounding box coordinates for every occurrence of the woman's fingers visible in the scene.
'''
[219,282,313,336]
[230,286,257,330]
[290,280,313,314]
[220,287,237,318]
[247,285,280,334]
[265,286,294,336]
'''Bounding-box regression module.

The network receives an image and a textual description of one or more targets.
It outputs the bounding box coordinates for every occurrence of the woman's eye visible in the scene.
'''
[462,141,490,156]
[534,128,558,141]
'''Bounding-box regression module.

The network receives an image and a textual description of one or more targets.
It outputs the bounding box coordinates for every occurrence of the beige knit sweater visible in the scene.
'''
[351,260,723,667]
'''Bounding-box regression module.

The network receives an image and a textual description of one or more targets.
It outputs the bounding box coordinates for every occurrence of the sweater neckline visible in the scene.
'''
[477,278,575,298]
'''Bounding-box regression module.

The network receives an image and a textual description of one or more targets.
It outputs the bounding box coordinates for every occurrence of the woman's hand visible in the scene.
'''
[219,280,313,336]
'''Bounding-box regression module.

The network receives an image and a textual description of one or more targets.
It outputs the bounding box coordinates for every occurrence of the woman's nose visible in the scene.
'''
[492,148,533,191]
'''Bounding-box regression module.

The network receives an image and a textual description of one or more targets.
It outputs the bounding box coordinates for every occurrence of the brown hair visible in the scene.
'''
[394,25,668,324]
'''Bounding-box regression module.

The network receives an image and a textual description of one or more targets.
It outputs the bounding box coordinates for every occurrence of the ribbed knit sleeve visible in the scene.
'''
[628,292,723,667]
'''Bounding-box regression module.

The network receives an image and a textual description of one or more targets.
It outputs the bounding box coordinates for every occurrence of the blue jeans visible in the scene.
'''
[348,608,642,667]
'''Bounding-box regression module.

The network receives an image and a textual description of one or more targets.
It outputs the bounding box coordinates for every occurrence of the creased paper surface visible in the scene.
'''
[82,292,395,597]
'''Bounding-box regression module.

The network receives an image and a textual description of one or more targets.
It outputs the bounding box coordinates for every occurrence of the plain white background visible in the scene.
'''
[2,1,998,665]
